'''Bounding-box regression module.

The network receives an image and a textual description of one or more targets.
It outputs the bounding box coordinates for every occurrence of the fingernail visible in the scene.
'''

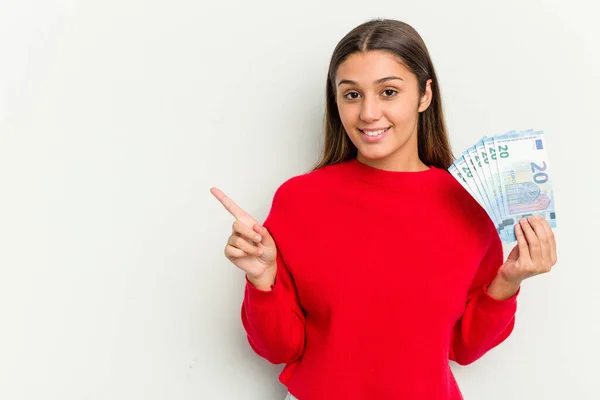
[255,235,262,242]
[528,216,535,222]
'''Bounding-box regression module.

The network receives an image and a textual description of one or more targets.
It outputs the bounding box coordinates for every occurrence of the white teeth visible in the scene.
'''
[362,128,388,136]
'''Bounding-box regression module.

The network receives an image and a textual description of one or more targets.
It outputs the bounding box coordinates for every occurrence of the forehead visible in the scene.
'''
[335,50,413,83]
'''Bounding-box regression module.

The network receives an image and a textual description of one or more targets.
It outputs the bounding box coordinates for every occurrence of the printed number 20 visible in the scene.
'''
[531,161,548,184]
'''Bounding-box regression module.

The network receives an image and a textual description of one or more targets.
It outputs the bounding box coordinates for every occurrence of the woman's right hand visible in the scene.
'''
[210,187,278,289]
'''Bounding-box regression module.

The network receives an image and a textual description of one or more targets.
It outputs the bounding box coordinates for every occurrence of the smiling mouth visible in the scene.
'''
[359,127,391,137]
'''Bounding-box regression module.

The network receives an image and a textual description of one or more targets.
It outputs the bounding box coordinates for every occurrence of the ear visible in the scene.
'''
[418,79,433,113]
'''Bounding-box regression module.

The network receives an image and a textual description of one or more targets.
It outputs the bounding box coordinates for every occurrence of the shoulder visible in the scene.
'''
[434,168,488,220]
[431,167,498,249]
[264,163,343,232]
[271,162,344,204]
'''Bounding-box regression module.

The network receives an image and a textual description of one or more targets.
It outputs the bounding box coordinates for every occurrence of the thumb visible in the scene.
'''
[506,244,519,263]
[254,224,274,245]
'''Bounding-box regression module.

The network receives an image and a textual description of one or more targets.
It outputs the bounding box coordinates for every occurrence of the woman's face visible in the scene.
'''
[335,50,432,171]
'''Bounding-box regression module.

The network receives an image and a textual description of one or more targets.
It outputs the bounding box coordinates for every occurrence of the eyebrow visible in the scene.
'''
[337,76,403,87]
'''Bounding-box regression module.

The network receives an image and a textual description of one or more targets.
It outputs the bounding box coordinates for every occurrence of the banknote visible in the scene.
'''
[451,154,494,222]
[449,129,556,242]
[495,131,556,242]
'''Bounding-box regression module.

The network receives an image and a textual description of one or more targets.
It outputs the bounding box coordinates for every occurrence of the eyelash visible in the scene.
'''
[343,89,398,100]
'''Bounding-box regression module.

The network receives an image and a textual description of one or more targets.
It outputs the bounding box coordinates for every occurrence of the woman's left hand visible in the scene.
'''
[498,215,558,287]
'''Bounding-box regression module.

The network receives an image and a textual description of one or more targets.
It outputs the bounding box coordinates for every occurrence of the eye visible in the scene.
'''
[343,91,361,100]
[382,89,398,97]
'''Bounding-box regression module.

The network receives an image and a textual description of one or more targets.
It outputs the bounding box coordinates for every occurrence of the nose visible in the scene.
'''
[359,95,382,122]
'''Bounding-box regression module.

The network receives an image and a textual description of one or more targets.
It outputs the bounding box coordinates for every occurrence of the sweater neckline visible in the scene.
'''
[341,158,438,188]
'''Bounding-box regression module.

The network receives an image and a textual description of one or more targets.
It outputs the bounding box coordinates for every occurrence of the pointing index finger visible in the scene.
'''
[210,187,258,225]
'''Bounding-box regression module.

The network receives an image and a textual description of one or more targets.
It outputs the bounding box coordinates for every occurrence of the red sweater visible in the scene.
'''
[241,158,518,400]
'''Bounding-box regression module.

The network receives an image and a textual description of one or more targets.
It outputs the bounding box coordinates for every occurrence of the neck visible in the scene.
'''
[356,124,430,172]
[356,145,429,172]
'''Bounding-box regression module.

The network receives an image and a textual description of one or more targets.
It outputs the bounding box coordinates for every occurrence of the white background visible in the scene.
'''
[1,0,599,399]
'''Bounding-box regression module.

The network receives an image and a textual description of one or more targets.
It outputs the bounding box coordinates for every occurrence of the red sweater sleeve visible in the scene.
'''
[449,230,519,365]
[240,183,306,365]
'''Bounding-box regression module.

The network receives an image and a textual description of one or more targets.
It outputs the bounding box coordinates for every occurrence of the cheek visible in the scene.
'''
[386,100,419,123]
[337,103,358,126]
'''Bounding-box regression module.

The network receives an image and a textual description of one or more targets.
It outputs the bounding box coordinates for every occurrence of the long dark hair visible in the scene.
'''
[312,19,454,171]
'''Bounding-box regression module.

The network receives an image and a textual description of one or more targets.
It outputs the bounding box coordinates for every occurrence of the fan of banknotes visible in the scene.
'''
[448,129,556,243]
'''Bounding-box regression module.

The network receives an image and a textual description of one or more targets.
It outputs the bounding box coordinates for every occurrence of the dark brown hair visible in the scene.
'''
[311,19,454,171]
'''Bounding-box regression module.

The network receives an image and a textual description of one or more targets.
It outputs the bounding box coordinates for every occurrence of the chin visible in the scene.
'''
[357,147,395,161]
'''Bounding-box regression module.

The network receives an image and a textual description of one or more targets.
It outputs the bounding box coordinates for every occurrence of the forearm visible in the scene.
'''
[242,258,305,364]
[450,280,518,365]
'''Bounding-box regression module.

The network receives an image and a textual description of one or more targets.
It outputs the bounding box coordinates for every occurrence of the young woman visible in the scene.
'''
[211,19,557,400]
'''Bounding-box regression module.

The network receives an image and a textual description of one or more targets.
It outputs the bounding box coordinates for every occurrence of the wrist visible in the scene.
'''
[487,274,521,300]
[247,263,277,291]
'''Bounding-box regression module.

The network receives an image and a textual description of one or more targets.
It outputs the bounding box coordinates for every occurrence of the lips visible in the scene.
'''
[359,127,390,142]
